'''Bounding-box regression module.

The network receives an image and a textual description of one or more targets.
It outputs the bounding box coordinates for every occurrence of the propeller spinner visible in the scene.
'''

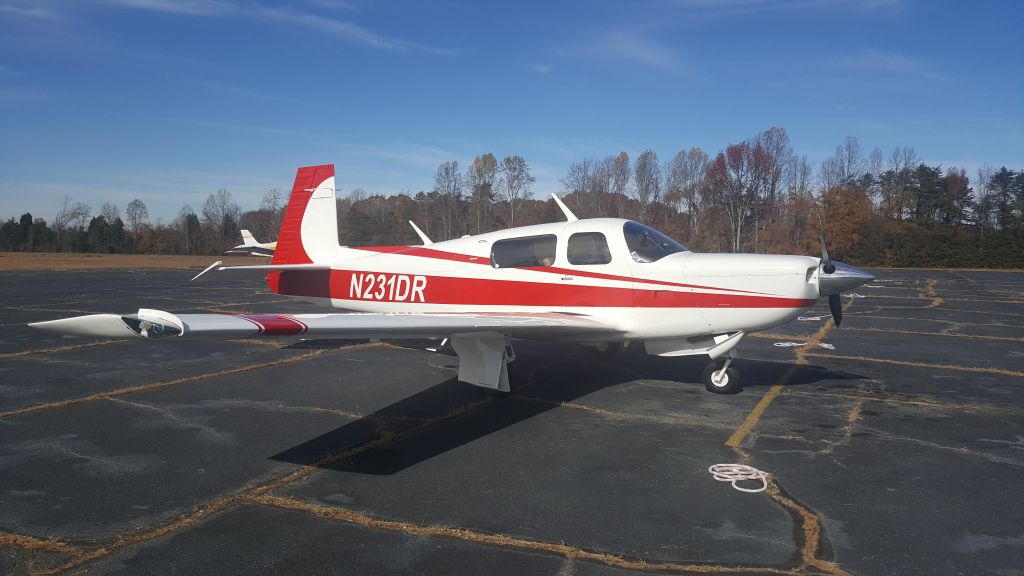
[817,219,874,326]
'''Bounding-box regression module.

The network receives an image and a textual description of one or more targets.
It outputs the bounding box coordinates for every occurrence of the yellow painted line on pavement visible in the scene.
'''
[803,353,1024,378]
[725,298,854,449]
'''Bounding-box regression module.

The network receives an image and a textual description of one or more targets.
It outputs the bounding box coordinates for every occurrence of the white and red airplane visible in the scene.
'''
[31,164,873,394]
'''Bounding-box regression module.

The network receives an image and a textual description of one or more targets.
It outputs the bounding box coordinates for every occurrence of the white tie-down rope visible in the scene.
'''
[708,464,769,493]
[772,341,835,350]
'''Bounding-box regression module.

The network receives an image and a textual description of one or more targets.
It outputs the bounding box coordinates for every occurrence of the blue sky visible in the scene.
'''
[1,0,1021,222]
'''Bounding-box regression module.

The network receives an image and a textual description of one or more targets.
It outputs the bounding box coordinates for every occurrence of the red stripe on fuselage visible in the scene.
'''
[351,245,768,296]
[271,269,815,309]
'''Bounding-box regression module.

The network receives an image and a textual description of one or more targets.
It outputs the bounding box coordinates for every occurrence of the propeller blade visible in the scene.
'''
[818,215,835,274]
[829,293,843,327]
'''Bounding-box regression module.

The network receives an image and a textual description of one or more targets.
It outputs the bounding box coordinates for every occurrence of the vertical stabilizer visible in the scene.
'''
[272,164,337,265]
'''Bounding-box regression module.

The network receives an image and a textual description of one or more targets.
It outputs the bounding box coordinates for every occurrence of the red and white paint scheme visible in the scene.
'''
[31,164,873,394]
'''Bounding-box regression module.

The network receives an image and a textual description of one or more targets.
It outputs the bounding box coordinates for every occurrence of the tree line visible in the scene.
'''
[2,128,1022,267]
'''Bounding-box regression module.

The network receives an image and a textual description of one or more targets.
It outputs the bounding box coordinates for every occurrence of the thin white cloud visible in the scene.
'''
[533,63,553,75]
[307,0,354,10]
[359,142,463,171]
[165,116,316,139]
[0,86,52,105]
[588,30,685,70]
[674,0,902,13]
[834,51,950,82]
[107,0,235,16]
[99,0,453,55]
[257,7,454,55]
[0,4,60,21]
[172,72,287,103]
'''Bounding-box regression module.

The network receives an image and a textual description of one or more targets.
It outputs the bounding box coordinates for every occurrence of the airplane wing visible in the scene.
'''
[28,309,621,341]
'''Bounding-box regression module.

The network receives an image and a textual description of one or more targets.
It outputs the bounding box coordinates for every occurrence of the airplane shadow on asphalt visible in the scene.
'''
[271,340,865,475]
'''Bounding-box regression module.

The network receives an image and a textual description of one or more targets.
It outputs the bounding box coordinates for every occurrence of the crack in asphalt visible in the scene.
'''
[0,340,130,361]
[4,371,850,576]
[0,349,334,419]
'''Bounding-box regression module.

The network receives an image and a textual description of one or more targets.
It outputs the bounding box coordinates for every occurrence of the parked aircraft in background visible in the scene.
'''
[31,164,873,394]
[226,229,276,256]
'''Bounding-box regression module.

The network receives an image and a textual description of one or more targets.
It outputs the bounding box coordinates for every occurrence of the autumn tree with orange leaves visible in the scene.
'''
[2,128,1022,267]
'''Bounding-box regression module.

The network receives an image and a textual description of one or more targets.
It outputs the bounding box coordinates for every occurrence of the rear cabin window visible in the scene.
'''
[567,232,612,265]
[491,234,557,268]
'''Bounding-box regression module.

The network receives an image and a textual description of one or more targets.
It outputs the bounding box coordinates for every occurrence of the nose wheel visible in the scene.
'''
[703,355,741,394]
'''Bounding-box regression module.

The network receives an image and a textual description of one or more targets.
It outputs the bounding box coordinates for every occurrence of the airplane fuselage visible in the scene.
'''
[266,218,821,344]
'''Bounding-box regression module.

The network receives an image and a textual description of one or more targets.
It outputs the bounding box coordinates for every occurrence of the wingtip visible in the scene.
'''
[191,261,223,282]
[28,314,138,338]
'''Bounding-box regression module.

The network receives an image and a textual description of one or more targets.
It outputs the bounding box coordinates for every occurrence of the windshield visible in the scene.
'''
[623,221,688,263]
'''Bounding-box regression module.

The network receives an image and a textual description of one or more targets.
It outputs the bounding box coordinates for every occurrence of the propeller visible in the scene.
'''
[818,215,842,326]
[828,292,843,326]
[817,215,835,275]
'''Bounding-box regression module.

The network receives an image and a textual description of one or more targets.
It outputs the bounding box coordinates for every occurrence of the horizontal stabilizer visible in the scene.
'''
[191,261,330,282]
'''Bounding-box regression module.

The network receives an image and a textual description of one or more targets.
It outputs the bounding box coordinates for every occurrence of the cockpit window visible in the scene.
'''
[623,221,687,263]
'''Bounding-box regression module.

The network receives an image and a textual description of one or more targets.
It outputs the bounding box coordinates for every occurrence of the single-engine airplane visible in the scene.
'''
[226,229,277,256]
[31,164,873,394]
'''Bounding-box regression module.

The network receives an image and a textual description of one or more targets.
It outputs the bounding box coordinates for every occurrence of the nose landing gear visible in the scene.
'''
[703,353,741,394]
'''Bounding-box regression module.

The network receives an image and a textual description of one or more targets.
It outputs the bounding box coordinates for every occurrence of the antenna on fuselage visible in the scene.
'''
[550,194,578,222]
[409,221,433,246]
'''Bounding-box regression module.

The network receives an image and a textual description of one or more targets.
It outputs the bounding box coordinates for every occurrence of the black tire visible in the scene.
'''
[703,361,741,394]
[588,342,623,361]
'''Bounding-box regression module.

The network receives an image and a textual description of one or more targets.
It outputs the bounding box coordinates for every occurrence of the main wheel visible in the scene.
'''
[703,362,741,394]
[588,341,623,361]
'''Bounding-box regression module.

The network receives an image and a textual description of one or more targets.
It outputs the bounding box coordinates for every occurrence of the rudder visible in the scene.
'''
[272,164,338,265]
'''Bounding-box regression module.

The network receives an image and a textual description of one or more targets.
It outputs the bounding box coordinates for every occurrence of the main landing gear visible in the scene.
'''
[703,353,741,394]
[587,341,624,361]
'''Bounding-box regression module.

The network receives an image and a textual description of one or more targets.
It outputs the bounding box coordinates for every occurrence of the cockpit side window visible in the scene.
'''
[491,234,557,268]
[623,221,687,263]
[567,232,612,265]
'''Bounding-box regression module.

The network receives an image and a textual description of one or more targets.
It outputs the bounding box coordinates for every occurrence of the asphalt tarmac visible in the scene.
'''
[1,267,1022,575]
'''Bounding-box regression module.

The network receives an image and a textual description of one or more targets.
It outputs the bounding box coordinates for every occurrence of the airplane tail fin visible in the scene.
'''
[240,229,258,246]
[271,164,338,265]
